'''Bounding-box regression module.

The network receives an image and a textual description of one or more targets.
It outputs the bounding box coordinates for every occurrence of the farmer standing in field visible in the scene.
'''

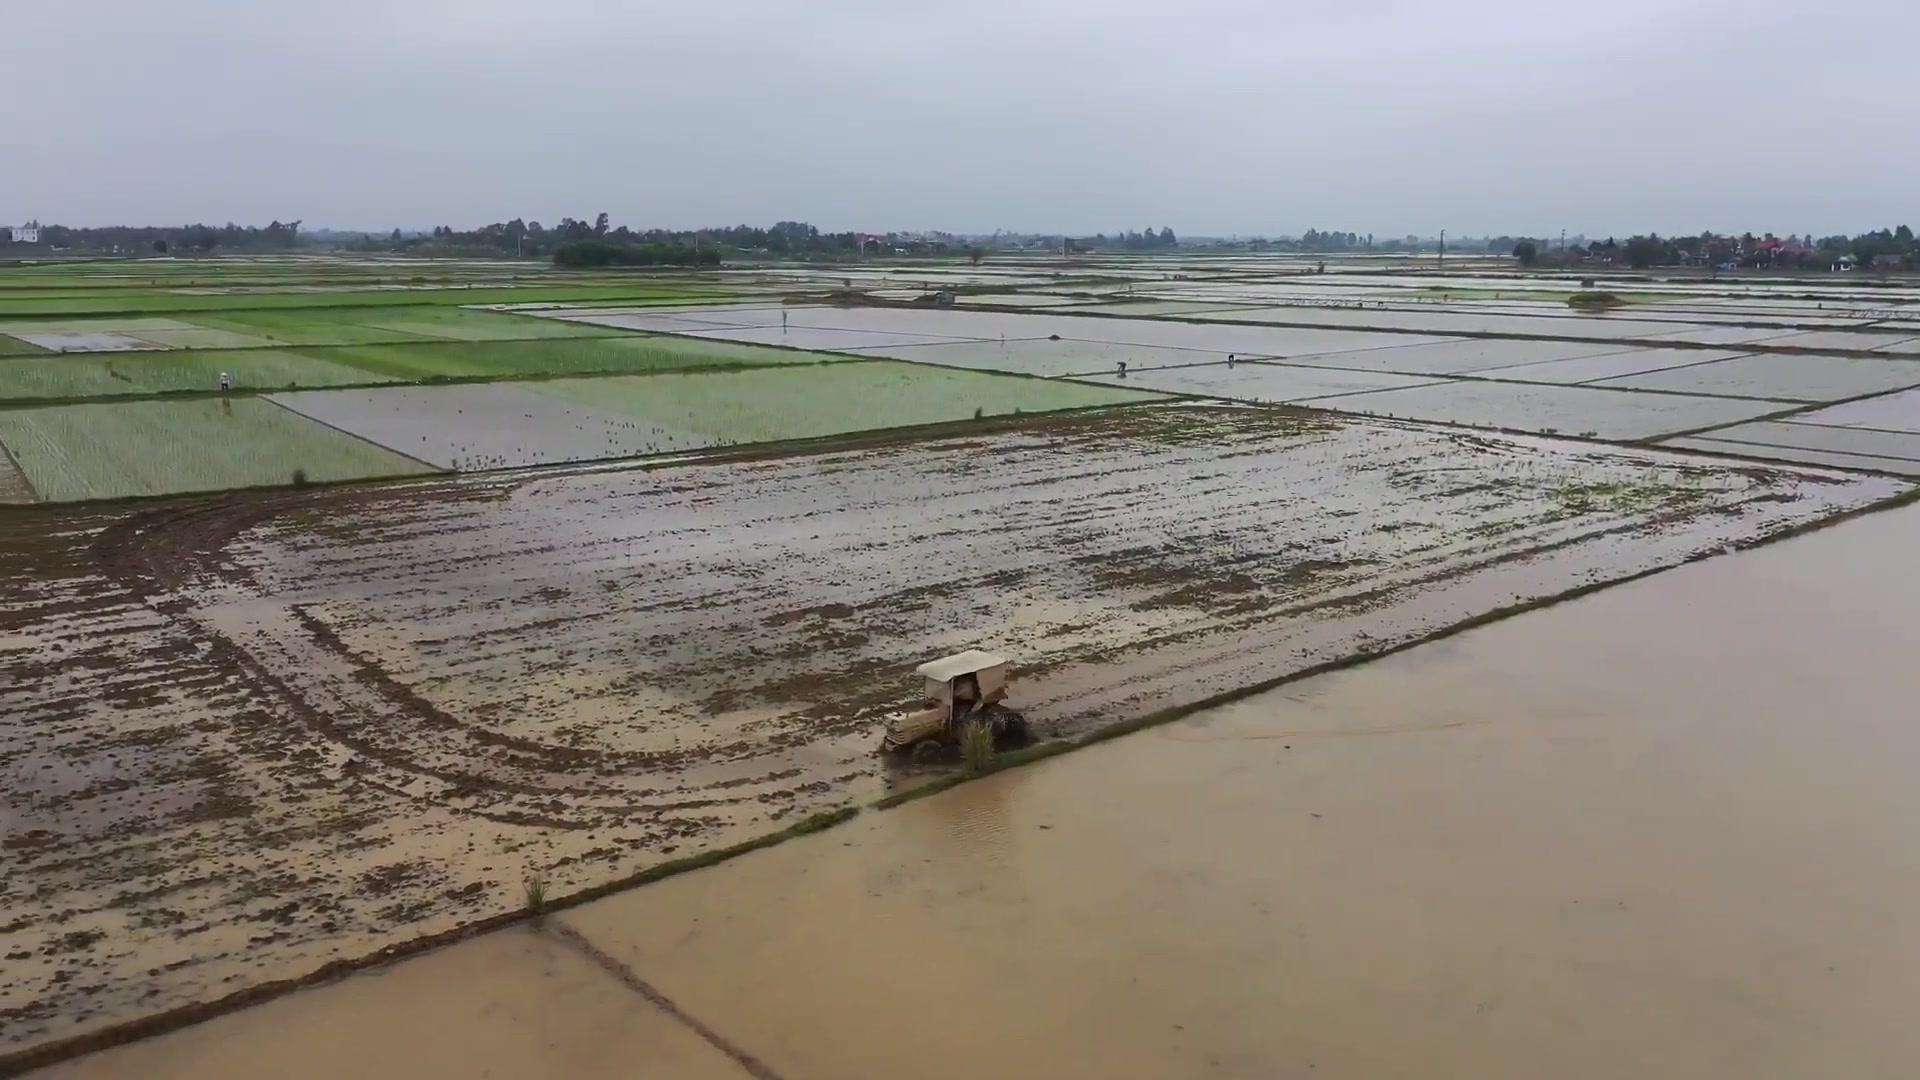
[218,372,232,392]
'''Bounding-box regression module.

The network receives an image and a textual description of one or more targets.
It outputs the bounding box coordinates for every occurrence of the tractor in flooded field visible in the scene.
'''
[879,650,1030,763]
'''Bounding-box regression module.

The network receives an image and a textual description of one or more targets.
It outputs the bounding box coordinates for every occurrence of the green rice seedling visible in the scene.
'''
[960,720,995,776]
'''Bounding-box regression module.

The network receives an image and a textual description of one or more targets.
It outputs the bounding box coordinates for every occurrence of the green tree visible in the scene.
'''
[1623,235,1665,270]
[1512,240,1539,267]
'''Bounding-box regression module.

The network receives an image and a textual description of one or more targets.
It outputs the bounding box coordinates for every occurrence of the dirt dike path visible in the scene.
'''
[0,404,1904,1063]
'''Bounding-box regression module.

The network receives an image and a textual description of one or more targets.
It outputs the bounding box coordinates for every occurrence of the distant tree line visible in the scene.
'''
[552,240,720,268]
[1076,227,1178,251]
[351,216,977,264]
[1237,230,1378,253]
[1496,226,1919,273]
[0,220,303,254]
[0,214,956,264]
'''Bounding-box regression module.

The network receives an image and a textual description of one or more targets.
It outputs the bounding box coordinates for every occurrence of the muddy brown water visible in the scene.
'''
[33,927,751,1079]
[548,501,1920,1080]
[0,405,1905,1059]
[40,498,1920,1079]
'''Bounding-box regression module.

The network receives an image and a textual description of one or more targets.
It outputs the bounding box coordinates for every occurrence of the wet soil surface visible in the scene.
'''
[554,502,1920,1080]
[0,451,32,504]
[0,404,1902,1054]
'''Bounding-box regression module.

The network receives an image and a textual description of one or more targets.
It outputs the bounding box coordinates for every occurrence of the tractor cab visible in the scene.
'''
[880,650,1030,761]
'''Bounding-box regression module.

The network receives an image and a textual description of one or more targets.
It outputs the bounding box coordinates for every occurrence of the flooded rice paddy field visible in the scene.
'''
[1659,387,1920,476]
[595,303,1920,462]
[1595,352,1920,401]
[270,384,708,470]
[2,405,1901,1056]
[267,364,1162,472]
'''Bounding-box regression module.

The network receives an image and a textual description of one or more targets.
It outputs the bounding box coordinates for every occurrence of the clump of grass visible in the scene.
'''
[960,720,995,776]
[523,877,548,916]
[1566,291,1624,310]
[290,467,309,487]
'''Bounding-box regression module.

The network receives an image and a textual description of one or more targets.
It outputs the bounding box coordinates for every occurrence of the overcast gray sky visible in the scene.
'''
[4,0,1913,237]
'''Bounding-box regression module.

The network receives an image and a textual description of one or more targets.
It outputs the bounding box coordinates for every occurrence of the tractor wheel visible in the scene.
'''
[993,708,1030,747]
[910,739,946,765]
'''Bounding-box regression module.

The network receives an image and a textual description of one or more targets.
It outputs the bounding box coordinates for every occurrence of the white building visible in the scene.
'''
[6,226,40,244]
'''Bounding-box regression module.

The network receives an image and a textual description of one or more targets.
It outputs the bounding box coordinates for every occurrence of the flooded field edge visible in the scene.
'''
[8,480,1916,1080]
[0,399,1171,516]
[880,478,1920,810]
[0,805,857,1079]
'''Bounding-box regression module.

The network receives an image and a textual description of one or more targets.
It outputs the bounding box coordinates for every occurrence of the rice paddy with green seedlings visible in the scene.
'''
[0,334,51,356]
[530,361,1170,446]
[0,284,728,318]
[0,257,1183,500]
[0,397,435,501]
[0,325,847,404]
[284,336,836,381]
[202,305,624,345]
[0,350,394,401]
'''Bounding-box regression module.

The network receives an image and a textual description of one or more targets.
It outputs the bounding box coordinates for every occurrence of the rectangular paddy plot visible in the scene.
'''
[1780,387,1920,431]
[271,384,704,470]
[1595,353,1920,402]
[1082,362,1442,401]
[1,406,1899,1054]
[954,293,1080,307]
[1597,351,1920,401]
[0,335,50,356]
[0,398,435,501]
[676,324,975,352]
[0,317,204,335]
[530,361,1168,445]
[203,306,627,346]
[675,304,1461,358]
[4,331,168,353]
[1187,304,1693,341]
[1480,348,1749,386]
[542,304,796,334]
[848,338,1234,377]
[1065,300,1265,316]
[1760,330,1920,354]
[0,349,403,401]
[1661,422,1920,476]
[1316,380,1796,439]
[308,336,841,379]
[1275,338,1634,376]
[1637,325,1805,346]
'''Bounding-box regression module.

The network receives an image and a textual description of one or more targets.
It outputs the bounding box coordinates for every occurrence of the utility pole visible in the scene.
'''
[1560,228,1567,253]
[1438,229,1446,269]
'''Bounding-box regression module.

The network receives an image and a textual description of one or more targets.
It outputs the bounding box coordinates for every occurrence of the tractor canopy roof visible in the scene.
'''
[915,650,1009,684]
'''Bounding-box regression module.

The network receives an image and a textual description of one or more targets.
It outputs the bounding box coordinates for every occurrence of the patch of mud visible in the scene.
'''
[0,445,33,503]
